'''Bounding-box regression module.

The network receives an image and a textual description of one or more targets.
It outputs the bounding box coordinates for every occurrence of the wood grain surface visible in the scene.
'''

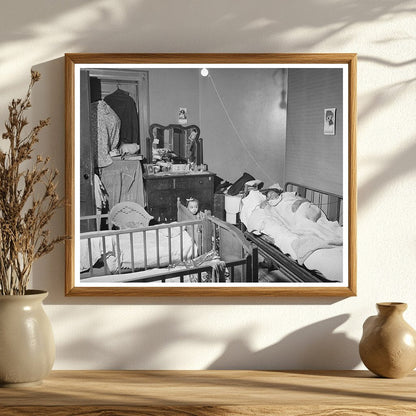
[1,370,415,415]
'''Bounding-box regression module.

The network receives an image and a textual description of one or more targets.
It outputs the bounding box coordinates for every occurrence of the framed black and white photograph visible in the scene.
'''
[324,107,336,135]
[65,53,356,297]
[178,107,188,124]
[145,164,154,175]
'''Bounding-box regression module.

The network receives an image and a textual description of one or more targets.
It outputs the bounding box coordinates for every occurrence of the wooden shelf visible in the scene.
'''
[1,370,415,415]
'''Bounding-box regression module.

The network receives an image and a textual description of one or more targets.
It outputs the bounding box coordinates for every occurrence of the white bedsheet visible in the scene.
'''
[241,191,343,282]
[80,226,196,273]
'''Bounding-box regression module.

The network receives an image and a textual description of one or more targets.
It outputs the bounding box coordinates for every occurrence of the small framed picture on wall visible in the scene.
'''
[178,107,188,124]
[324,108,336,135]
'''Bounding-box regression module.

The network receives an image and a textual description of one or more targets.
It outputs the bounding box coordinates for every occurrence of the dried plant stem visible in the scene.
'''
[0,71,65,295]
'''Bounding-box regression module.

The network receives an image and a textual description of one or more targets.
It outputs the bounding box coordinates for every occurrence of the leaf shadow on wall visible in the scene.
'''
[52,307,225,369]
[356,54,416,210]
[52,307,359,371]
[358,139,416,210]
[207,314,360,370]
[0,1,413,51]
[0,0,414,98]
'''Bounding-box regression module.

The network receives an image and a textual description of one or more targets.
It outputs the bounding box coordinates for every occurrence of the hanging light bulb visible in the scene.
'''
[200,68,209,77]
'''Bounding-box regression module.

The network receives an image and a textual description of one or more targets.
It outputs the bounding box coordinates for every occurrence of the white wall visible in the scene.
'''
[0,0,415,370]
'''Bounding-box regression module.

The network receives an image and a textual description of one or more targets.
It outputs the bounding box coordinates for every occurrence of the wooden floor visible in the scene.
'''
[1,370,415,415]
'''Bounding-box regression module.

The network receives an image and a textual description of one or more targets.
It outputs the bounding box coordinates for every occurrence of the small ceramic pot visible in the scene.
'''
[0,290,55,387]
[359,302,416,378]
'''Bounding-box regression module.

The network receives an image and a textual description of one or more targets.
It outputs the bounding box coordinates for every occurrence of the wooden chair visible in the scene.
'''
[108,202,153,229]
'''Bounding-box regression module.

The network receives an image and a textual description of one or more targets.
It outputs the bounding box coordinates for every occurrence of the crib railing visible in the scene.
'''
[177,198,257,282]
[80,214,257,283]
[80,219,201,276]
[120,259,251,284]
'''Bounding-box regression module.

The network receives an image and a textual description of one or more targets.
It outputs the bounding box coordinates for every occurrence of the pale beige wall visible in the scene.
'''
[0,0,414,370]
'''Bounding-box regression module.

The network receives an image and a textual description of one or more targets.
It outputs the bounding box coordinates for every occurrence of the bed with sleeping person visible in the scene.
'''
[79,199,257,284]
[240,182,344,283]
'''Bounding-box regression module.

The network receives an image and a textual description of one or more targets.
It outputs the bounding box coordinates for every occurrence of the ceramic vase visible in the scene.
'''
[0,290,55,387]
[359,302,416,378]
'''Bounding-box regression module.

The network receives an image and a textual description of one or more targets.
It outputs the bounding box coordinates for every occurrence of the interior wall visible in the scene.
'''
[0,0,415,371]
[285,68,343,195]
[200,68,287,186]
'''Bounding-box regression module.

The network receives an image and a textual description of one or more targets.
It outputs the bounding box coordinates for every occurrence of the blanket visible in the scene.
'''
[168,250,226,283]
[242,191,343,265]
[291,236,341,265]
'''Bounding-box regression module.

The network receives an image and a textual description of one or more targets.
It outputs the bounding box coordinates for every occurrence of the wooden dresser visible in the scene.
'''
[1,370,415,415]
[143,172,215,222]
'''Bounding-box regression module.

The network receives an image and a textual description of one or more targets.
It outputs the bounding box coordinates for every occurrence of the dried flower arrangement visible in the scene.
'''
[0,71,65,295]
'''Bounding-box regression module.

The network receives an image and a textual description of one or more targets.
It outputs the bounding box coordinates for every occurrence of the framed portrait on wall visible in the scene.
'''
[65,53,357,297]
[324,108,336,135]
[178,107,188,124]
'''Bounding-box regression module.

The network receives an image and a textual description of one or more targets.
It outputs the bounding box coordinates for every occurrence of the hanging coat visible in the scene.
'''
[104,89,139,145]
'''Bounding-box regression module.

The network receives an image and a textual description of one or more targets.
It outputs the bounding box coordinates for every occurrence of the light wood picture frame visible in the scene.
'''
[65,53,357,297]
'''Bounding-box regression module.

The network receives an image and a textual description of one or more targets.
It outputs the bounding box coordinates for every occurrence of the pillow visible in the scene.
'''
[240,190,266,226]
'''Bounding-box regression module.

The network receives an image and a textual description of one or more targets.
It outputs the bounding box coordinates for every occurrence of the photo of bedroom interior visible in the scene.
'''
[78,65,345,286]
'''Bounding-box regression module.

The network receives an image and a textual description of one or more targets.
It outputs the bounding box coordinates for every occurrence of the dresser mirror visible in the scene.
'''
[146,123,203,166]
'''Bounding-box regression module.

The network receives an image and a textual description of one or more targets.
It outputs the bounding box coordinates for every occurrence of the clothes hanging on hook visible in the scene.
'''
[90,100,120,168]
[89,76,102,102]
[104,88,139,145]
